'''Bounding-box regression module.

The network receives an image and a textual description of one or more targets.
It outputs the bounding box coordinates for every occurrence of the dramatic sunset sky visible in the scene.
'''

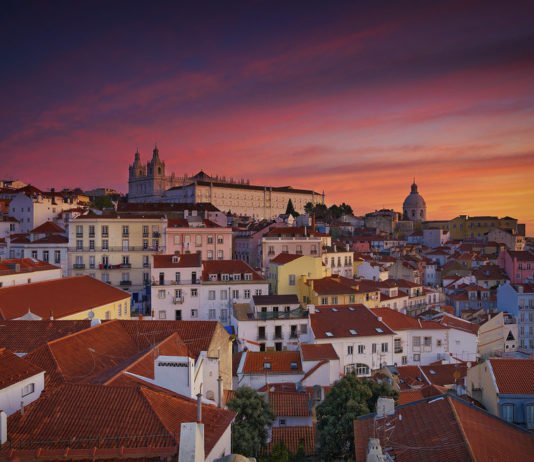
[2,1,534,231]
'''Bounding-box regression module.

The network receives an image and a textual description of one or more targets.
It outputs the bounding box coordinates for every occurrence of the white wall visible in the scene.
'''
[0,372,45,416]
[206,423,232,462]
[0,267,62,288]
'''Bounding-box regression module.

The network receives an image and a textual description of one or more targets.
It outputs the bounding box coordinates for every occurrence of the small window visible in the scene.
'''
[375,328,384,333]
[325,331,334,337]
[349,329,358,335]
[290,362,298,369]
[22,383,35,397]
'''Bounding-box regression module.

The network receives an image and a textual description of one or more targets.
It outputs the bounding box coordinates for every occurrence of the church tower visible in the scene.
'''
[146,145,167,197]
[402,179,427,222]
[128,149,148,200]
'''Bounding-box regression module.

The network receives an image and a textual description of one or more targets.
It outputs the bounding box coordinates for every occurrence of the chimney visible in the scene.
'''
[366,438,387,462]
[217,375,223,408]
[0,411,6,445]
[178,421,205,462]
[155,356,196,398]
[375,397,395,417]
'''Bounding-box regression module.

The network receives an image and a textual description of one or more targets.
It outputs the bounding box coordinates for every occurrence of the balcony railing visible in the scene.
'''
[274,332,283,340]
[173,297,184,304]
[256,308,307,320]
[76,233,83,238]
[120,263,132,268]
[73,264,85,269]
[152,231,161,238]
[152,279,200,286]
[119,280,132,286]
[257,333,266,341]
[70,246,162,252]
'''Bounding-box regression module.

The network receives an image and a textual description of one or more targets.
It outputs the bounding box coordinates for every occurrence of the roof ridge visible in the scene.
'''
[447,396,476,461]
[46,319,118,346]
[137,387,181,442]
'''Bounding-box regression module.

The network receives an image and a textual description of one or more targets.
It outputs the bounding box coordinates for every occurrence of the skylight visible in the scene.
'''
[375,328,384,333]
[325,331,334,337]
[290,362,298,369]
[331,308,338,312]
[263,362,272,369]
[349,329,358,335]
[348,307,355,311]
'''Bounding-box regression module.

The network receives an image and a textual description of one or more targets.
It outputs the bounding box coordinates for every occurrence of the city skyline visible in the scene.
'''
[1,0,533,230]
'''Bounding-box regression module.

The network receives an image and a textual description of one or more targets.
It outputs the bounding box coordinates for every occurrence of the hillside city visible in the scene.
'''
[0,149,532,461]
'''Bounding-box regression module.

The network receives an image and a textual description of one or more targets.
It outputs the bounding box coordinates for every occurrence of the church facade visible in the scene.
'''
[127,147,324,219]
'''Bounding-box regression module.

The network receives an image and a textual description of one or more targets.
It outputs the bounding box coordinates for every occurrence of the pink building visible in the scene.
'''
[498,249,534,284]
[166,218,232,261]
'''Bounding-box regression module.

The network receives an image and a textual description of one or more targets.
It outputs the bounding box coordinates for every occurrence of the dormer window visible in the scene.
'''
[221,273,230,281]
[171,255,179,264]
[375,328,384,333]
[325,331,334,337]
[244,273,252,281]
[233,273,241,281]
[290,362,298,370]
[263,362,272,370]
[349,329,358,335]
[209,274,218,281]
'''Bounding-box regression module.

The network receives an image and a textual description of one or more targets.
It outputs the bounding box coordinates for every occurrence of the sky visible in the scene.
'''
[1,0,534,232]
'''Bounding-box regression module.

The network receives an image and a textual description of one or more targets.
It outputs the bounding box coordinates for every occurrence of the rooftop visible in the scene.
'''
[0,348,43,389]
[153,253,202,269]
[0,258,61,277]
[242,351,303,375]
[489,358,534,395]
[300,343,339,361]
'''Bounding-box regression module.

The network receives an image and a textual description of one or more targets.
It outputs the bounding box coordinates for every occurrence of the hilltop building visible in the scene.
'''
[402,180,427,222]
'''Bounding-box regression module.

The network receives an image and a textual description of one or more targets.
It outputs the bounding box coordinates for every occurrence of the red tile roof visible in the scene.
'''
[242,351,302,374]
[30,221,65,234]
[269,253,304,265]
[0,258,60,276]
[489,359,534,394]
[373,308,445,331]
[355,395,534,462]
[265,426,315,456]
[0,348,43,389]
[0,320,91,354]
[153,253,202,268]
[437,314,480,335]
[300,343,339,361]
[2,383,235,459]
[420,364,467,387]
[201,260,265,281]
[397,384,446,405]
[308,277,356,295]
[310,305,394,339]
[0,276,130,320]
[268,391,311,417]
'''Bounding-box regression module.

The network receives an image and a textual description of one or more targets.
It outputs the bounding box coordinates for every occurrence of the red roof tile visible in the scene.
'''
[242,351,302,374]
[310,305,394,339]
[438,314,480,335]
[0,258,60,276]
[489,358,534,394]
[2,383,234,459]
[201,259,264,281]
[300,343,339,361]
[0,276,130,320]
[0,320,91,354]
[266,426,315,456]
[269,253,304,265]
[0,348,43,389]
[153,252,202,268]
[397,384,446,405]
[30,221,65,234]
[373,308,445,331]
[268,391,311,417]
[355,395,534,462]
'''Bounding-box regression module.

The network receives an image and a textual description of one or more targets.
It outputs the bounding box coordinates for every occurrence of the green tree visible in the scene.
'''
[227,387,274,457]
[316,375,398,461]
[92,195,114,210]
[339,202,353,216]
[304,202,315,214]
[285,199,299,218]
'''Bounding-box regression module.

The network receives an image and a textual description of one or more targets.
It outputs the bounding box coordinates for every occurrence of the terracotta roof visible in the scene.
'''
[265,226,324,238]
[489,358,534,395]
[0,276,130,320]
[201,260,265,281]
[507,250,534,261]
[0,320,91,354]
[265,426,315,456]
[355,395,534,462]
[167,218,222,228]
[397,384,446,405]
[0,348,43,389]
[395,365,429,390]
[28,234,69,244]
[117,202,220,213]
[310,305,394,339]
[0,258,60,276]
[268,391,311,417]
[308,277,356,295]
[2,383,235,459]
[373,308,445,331]
[437,314,480,335]
[153,253,202,268]
[269,253,304,265]
[242,351,303,374]
[420,364,467,387]
[300,343,339,361]
[30,221,65,234]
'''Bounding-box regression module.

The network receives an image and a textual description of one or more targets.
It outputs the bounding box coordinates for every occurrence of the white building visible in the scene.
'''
[0,216,19,238]
[423,228,450,248]
[356,260,389,281]
[322,246,354,278]
[0,348,45,416]
[309,304,395,376]
[231,294,311,352]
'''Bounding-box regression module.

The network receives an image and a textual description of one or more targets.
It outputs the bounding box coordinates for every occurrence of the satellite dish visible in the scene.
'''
[88,310,95,320]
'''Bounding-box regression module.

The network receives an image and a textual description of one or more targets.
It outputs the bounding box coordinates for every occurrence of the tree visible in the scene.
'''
[227,386,274,457]
[304,201,315,214]
[339,202,353,216]
[92,195,114,210]
[316,375,398,461]
[285,199,299,218]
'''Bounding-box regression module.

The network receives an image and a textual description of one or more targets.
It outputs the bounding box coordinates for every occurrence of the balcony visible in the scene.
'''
[257,333,266,341]
[256,308,307,321]
[102,233,109,238]
[73,264,85,269]
[120,263,132,269]
[143,232,149,238]
[152,279,200,286]
[69,246,163,252]
[76,233,83,238]
[394,347,403,354]
[152,231,161,238]
[289,332,298,339]
[173,296,184,304]
[274,332,283,340]
[89,233,95,238]
[119,280,132,286]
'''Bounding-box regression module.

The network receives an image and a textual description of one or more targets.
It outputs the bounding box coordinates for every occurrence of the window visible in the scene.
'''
[76,239,83,250]
[255,289,262,296]
[118,304,122,317]
[300,324,308,334]
[331,296,338,304]
[158,289,166,299]
[175,310,182,320]
[207,235,214,244]
[372,343,377,354]
[89,225,95,237]
[158,311,167,319]
[220,289,228,300]
[208,290,216,300]
[143,225,149,237]
[209,309,216,319]
[76,225,83,238]
[348,345,354,355]
[423,336,432,351]
[102,239,109,250]
[381,342,388,353]
[289,274,296,286]
[232,289,239,299]
[22,383,35,397]
[101,225,109,237]
[191,309,198,318]
[31,250,38,259]
[89,256,95,269]
[501,404,514,423]
[143,239,149,250]
[217,250,223,260]
[279,419,286,426]
[321,297,328,305]
[394,338,402,354]
[42,251,49,262]
[402,356,408,365]
[358,344,365,354]
[217,235,224,244]
[413,336,421,351]
[413,353,421,362]
[244,289,250,299]
[122,225,129,237]
[526,404,534,429]
[207,250,214,260]
[195,235,202,247]
[191,288,198,297]
[143,255,150,268]
[54,250,61,264]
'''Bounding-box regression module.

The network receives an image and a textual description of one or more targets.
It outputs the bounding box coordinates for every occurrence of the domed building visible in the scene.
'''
[403,180,426,222]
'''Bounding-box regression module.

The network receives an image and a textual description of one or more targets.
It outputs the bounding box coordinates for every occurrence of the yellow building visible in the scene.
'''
[299,275,381,308]
[447,215,519,240]
[267,254,329,296]
[68,212,166,311]
[0,275,131,320]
